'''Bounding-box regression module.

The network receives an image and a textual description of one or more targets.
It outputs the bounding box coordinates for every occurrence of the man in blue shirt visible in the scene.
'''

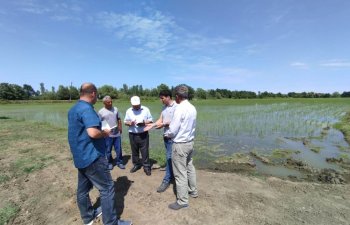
[68,82,132,225]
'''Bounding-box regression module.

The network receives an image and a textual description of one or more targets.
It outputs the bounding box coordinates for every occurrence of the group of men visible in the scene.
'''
[68,82,198,225]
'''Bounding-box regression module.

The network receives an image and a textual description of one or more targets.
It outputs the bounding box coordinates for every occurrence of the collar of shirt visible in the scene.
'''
[132,107,144,111]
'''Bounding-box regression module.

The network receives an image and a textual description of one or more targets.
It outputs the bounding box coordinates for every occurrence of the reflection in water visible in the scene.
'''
[195,128,349,178]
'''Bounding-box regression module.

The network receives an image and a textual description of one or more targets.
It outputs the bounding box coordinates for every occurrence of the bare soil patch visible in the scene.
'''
[2,158,350,225]
[1,119,350,225]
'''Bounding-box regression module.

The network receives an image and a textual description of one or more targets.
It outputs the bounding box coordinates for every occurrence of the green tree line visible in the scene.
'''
[0,82,349,101]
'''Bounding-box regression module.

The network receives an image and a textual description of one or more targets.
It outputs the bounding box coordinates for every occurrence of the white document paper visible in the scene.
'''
[101,120,117,130]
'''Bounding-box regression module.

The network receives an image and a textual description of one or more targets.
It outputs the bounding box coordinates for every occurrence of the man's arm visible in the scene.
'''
[164,109,181,138]
[124,109,136,126]
[144,108,153,124]
[87,127,111,138]
[117,118,122,133]
[155,113,164,129]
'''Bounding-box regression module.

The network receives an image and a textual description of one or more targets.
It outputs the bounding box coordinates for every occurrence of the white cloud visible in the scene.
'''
[171,61,255,89]
[95,8,236,62]
[320,59,350,67]
[15,0,82,21]
[16,0,52,14]
[290,62,309,69]
[96,10,176,56]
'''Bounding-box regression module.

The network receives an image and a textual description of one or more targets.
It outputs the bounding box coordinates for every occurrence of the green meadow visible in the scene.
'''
[1,98,349,178]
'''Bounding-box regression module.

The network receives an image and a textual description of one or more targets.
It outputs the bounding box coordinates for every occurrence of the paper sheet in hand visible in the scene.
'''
[101,120,117,130]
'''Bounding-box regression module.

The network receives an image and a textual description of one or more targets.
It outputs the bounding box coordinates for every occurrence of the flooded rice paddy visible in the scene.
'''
[1,98,349,180]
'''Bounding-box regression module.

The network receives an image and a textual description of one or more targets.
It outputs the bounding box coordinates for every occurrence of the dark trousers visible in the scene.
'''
[77,156,118,225]
[129,132,150,168]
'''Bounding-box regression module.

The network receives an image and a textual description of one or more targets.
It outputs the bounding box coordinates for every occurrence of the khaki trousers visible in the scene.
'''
[172,141,197,205]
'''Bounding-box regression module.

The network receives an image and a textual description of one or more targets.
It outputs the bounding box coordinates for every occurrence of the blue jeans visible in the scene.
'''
[77,156,118,225]
[163,138,174,183]
[105,136,123,165]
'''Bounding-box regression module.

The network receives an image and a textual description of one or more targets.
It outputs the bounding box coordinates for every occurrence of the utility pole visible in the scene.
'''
[69,81,72,102]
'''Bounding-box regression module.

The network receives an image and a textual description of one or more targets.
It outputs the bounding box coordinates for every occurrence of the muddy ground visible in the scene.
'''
[1,119,350,225]
[2,156,349,225]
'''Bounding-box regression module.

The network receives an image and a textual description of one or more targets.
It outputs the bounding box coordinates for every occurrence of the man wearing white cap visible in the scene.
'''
[124,96,153,176]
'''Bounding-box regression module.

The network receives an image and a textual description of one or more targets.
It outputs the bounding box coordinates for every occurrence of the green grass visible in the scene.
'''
[0,175,10,184]
[1,98,349,173]
[11,155,54,176]
[309,145,322,153]
[340,153,350,160]
[0,203,20,225]
[334,111,350,144]
[0,119,65,183]
[271,149,295,159]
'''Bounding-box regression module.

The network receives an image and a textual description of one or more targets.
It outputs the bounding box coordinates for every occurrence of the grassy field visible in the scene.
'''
[0,117,69,224]
[0,98,349,173]
[0,98,350,224]
[1,116,350,225]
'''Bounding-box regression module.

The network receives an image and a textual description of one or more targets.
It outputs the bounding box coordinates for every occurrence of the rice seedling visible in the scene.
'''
[0,98,349,177]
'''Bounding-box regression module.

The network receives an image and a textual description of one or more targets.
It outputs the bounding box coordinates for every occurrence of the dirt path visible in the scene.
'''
[5,155,350,225]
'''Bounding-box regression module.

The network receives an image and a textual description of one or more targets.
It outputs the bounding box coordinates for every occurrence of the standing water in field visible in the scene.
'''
[194,100,350,179]
[1,99,349,180]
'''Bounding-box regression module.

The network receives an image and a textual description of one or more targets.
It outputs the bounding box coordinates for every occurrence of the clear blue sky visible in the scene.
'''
[1,0,350,93]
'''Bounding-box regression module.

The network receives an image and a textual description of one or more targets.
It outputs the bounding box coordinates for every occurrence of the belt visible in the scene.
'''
[129,132,148,135]
[173,140,193,144]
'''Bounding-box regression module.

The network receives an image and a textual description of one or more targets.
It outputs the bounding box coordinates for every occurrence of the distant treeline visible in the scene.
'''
[0,82,349,101]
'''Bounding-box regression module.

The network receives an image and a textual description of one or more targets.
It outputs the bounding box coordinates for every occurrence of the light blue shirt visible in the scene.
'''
[165,100,196,143]
[124,105,153,133]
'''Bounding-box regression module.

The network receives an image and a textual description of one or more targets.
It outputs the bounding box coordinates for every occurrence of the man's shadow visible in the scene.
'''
[121,155,131,166]
[93,155,133,218]
[114,176,133,218]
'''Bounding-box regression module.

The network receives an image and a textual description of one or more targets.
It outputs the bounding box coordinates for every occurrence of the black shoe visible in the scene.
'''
[168,202,188,210]
[157,182,170,193]
[144,168,151,176]
[130,165,141,173]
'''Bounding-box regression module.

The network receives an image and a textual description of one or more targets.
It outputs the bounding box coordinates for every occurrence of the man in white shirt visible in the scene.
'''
[124,96,153,176]
[98,96,125,170]
[164,85,198,210]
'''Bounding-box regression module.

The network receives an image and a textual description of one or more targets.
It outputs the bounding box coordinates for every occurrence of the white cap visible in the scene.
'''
[130,96,140,105]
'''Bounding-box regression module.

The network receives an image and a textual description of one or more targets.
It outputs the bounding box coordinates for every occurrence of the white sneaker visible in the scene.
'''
[118,219,133,225]
[84,206,102,225]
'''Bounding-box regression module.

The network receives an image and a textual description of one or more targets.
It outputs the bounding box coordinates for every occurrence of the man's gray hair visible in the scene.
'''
[102,95,112,102]
[175,85,188,99]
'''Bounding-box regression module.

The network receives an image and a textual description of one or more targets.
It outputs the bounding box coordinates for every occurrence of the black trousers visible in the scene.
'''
[128,132,150,168]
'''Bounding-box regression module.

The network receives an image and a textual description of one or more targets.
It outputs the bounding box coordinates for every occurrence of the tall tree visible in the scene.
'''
[195,88,207,99]
[23,84,36,99]
[56,85,70,100]
[98,85,118,99]
[0,83,26,100]
[39,82,46,95]
[157,83,170,92]
[69,86,80,100]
